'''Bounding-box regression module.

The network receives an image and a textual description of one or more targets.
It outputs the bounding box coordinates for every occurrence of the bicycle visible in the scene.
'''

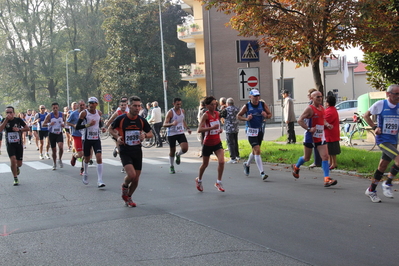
[100,130,110,140]
[349,112,376,151]
[142,126,170,148]
[339,118,351,147]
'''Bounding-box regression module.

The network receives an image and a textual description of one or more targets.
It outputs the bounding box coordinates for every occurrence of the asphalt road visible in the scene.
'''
[0,125,397,266]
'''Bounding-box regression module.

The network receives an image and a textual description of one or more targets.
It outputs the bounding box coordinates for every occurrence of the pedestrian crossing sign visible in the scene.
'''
[236,40,259,63]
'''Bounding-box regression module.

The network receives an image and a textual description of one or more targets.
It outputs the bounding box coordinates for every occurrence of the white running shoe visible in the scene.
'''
[39,154,44,160]
[365,188,381,203]
[45,153,50,159]
[382,181,394,198]
[58,159,63,168]
[98,183,105,188]
[82,173,89,185]
[227,159,237,164]
[52,164,56,171]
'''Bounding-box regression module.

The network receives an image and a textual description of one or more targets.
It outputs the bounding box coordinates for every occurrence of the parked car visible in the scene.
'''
[336,100,358,121]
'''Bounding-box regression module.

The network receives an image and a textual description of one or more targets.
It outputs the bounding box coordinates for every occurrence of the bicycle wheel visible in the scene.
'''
[142,137,155,148]
[160,127,169,144]
[350,129,376,151]
[100,130,109,140]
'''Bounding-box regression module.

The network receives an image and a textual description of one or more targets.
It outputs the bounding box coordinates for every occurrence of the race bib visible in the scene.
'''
[8,132,20,143]
[87,127,99,140]
[313,124,324,139]
[52,126,61,134]
[246,127,259,137]
[174,125,184,133]
[125,130,140,146]
[209,121,220,135]
[382,118,399,135]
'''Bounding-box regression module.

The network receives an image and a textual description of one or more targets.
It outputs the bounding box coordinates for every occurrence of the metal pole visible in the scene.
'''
[66,49,81,108]
[159,0,168,112]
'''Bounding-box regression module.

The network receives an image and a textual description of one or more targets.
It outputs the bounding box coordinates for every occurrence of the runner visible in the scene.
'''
[363,84,399,202]
[43,102,65,170]
[0,106,29,185]
[291,91,337,187]
[163,97,192,174]
[237,89,272,181]
[64,105,74,152]
[105,100,128,161]
[109,96,153,207]
[34,105,50,160]
[195,96,225,192]
[75,97,107,188]
[31,110,39,150]
[25,109,33,145]
[67,100,86,175]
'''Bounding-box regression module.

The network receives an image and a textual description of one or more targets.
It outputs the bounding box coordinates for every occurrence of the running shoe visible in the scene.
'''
[36,147,39,151]
[82,173,89,185]
[382,181,394,198]
[80,167,84,175]
[98,183,105,188]
[195,177,203,192]
[13,178,19,186]
[89,159,93,165]
[365,188,381,203]
[17,167,20,176]
[121,168,125,173]
[58,159,63,168]
[70,155,76,166]
[121,184,129,202]
[45,153,50,159]
[125,197,136,207]
[292,164,300,179]
[261,172,268,181]
[29,140,31,145]
[39,154,44,160]
[175,152,181,165]
[113,147,118,158]
[243,162,250,176]
[227,159,237,164]
[214,182,225,192]
[52,164,56,171]
[170,166,175,174]
[324,178,337,187]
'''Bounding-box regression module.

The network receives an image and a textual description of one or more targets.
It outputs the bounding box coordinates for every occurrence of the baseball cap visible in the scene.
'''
[249,89,260,96]
[88,97,98,103]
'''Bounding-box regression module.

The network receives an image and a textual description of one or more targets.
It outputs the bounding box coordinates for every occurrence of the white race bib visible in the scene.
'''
[382,118,399,135]
[87,127,99,140]
[246,127,259,137]
[125,130,140,146]
[7,132,20,143]
[209,121,220,135]
[313,124,324,139]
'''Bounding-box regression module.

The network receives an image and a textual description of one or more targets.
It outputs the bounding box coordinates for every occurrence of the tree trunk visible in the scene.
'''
[311,58,324,95]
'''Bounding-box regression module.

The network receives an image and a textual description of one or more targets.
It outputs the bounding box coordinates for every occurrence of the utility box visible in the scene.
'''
[357,91,386,114]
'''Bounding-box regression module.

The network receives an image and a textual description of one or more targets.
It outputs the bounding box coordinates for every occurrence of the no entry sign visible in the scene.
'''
[238,67,260,100]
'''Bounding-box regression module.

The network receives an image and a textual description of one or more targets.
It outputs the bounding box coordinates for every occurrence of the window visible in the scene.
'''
[277,79,294,100]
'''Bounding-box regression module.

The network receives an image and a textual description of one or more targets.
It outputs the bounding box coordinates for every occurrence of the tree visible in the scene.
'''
[363,51,399,90]
[202,0,361,93]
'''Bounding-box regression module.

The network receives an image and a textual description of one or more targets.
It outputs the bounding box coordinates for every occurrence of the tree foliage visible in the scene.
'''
[363,51,399,90]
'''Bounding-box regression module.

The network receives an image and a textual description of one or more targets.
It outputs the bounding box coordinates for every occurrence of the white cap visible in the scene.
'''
[88,97,98,103]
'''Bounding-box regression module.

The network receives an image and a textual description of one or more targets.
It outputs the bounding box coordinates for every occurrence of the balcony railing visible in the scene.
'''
[177,19,203,40]
[180,62,205,79]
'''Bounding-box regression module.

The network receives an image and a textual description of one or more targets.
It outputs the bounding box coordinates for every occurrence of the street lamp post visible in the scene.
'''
[66,49,81,108]
[159,0,167,112]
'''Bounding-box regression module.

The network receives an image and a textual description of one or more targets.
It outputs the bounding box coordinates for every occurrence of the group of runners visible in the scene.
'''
[2,85,399,206]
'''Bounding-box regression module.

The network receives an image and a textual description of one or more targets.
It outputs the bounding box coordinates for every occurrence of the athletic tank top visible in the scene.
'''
[376,100,399,145]
[167,108,185,136]
[309,105,325,143]
[203,111,221,146]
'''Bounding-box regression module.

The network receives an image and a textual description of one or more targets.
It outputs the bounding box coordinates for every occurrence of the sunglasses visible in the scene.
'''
[316,96,323,98]
[40,108,45,109]
[88,101,97,104]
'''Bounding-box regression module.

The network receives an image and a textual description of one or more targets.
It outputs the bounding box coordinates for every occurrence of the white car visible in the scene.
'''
[336,100,357,121]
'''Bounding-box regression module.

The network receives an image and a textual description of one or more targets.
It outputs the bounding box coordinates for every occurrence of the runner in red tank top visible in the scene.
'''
[195,96,225,192]
[291,91,338,187]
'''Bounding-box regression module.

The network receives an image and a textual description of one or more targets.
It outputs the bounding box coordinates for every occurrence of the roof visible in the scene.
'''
[354,62,368,73]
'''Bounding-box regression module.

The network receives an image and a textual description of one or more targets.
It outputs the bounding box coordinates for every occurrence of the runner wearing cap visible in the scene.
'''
[75,97,107,188]
[237,89,272,181]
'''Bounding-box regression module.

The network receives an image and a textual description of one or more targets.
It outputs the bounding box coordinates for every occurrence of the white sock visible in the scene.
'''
[169,157,174,166]
[255,155,264,173]
[247,153,254,165]
[84,162,89,174]
[217,180,222,184]
[177,150,184,156]
[97,164,103,183]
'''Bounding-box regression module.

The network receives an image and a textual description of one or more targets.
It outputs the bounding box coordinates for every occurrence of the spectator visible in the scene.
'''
[222,97,240,164]
[148,101,163,148]
[324,95,340,170]
[282,90,296,144]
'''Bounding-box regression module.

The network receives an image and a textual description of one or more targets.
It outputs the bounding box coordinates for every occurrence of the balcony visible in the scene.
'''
[323,56,340,75]
[177,19,203,42]
[180,62,205,82]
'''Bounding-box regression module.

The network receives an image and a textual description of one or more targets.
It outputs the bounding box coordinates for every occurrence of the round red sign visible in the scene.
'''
[103,93,112,102]
[247,76,258,87]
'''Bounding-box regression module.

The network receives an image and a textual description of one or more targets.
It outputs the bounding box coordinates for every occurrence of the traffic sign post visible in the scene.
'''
[238,67,260,100]
[103,94,112,117]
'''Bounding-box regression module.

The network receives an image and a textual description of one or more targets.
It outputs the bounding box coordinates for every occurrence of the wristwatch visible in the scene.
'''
[372,125,377,130]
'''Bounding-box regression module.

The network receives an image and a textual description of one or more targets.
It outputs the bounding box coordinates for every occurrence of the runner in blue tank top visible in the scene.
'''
[237,89,272,181]
[364,84,399,203]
